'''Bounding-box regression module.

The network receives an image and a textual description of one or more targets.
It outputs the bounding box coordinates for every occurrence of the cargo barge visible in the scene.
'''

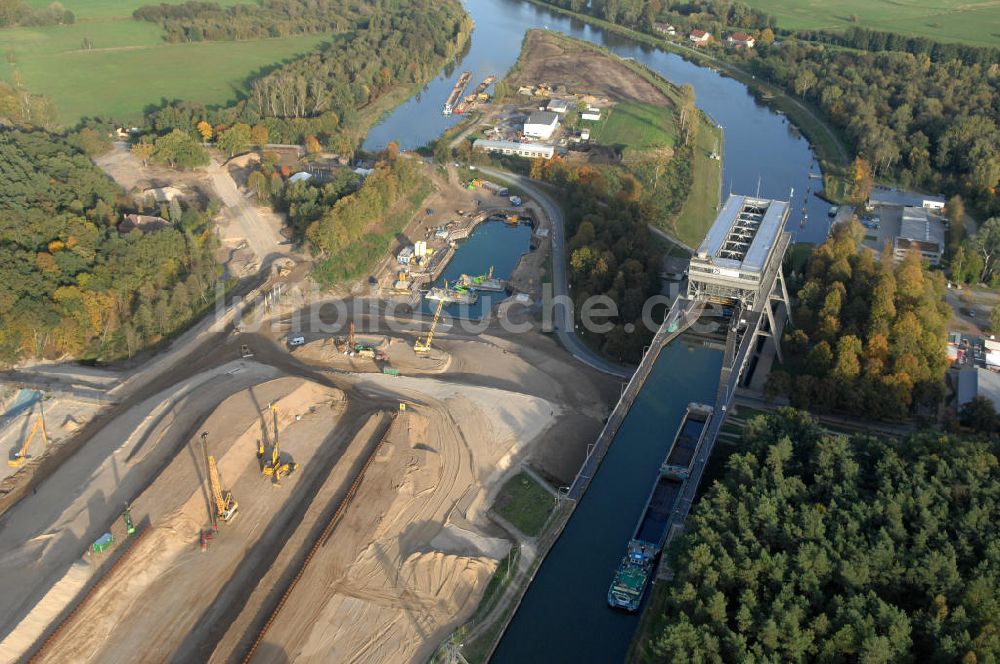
[453,74,496,114]
[607,403,713,611]
[443,71,472,115]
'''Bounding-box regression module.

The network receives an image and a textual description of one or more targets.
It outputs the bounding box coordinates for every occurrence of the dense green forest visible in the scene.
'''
[531,0,1000,218]
[0,129,220,364]
[641,408,1000,663]
[142,0,469,150]
[307,152,429,283]
[524,156,662,362]
[766,221,949,418]
[134,0,352,42]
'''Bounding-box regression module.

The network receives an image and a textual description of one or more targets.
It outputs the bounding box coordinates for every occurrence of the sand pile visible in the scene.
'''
[254,378,556,663]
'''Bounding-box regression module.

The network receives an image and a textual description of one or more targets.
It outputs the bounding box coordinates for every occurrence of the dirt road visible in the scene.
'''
[208,160,286,262]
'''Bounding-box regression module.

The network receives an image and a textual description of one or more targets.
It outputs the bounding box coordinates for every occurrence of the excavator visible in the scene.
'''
[201,432,237,523]
[8,409,48,468]
[414,299,445,353]
[260,405,298,483]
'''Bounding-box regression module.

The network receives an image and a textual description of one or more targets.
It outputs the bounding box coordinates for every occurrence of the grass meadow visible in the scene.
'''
[1,0,327,125]
[745,0,1000,47]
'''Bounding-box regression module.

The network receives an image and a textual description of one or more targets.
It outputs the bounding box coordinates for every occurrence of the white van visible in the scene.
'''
[289,336,306,347]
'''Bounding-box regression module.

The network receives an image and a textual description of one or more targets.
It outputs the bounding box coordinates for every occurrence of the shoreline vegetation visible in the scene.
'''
[519,0,851,197]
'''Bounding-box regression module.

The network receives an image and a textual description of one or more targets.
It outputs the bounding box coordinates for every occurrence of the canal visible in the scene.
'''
[359,0,827,659]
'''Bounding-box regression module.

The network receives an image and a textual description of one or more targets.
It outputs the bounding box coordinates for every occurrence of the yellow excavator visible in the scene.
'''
[201,432,237,523]
[8,410,48,468]
[261,405,297,483]
[414,299,445,353]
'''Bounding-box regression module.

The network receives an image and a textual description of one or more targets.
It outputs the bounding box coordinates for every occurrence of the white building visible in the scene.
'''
[546,99,570,114]
[473,139,554,159]
[689,29,711,44]
[523,111,560,140]
[581,108,602,121]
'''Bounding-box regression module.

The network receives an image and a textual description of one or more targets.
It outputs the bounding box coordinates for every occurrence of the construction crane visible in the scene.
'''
[8,409,48,468]
[414,299,445,353]
[261,405,298,483]
[201,432,237,523]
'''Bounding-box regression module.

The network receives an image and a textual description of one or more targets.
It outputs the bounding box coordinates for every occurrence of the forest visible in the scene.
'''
[532,0,1000,218]
[142,0,469,149]
[0,129,220,365]
[642,408,1000,663]
[766,221,949,419]
[134,0,353,42]
[307,151,429,284]
[524,155,662,362]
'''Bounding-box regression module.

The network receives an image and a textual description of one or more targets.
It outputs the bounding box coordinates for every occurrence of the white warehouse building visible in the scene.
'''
[473,139,554,159]
[523,111,560,140]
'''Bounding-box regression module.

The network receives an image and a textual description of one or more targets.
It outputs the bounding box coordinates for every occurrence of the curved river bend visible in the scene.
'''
[362,0,829,659]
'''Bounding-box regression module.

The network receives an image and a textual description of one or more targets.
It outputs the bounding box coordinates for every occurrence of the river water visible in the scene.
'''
[360,0,828,659]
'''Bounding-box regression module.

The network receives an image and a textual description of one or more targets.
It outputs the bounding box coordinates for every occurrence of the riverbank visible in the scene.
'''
[520,0,851,184]
[500,29,722,248]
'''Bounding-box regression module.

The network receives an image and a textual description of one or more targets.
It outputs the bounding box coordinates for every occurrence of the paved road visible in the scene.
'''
[477,167,633,379]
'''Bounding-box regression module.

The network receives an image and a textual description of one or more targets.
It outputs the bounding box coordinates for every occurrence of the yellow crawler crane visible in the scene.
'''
[8,410,48,468]
[201,432,237,523]
[261,405,298,483]
[414,298,445,353]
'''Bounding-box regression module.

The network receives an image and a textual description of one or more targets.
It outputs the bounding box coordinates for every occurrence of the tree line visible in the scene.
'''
[133,0,352,43]
[307,151,428,283]
[766,221,949,419]
[524,155,663,362]
[0,129,220,365]
[0,0,73,27]
[140,0,468,151]
[529,0,1000,220]
[642,408,1000,663]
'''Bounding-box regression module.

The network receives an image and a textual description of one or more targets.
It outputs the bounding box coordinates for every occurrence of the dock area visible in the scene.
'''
[443,71,472,115]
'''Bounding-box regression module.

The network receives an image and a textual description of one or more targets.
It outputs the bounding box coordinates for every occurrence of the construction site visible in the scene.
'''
[0,261,615,663]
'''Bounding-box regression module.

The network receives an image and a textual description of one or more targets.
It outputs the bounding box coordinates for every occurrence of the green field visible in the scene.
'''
[25,0,238,19]
[673,117,722,247]
[745,0,1000,47]
[1,0,326,125]
[493,472,554,538]
[588,102,676,155]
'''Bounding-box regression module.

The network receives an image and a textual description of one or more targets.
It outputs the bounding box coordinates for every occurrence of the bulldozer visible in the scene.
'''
[201,432,237,523]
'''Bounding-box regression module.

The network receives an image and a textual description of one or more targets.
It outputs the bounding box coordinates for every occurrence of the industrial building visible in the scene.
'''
[473,139,554,159]
[523,111,560,140]
[687,195,791,312]
[893,206,946,265]
[869,188,946,210]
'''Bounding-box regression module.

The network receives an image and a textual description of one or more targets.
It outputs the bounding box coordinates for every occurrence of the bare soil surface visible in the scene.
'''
[250,375,557,664]
[32,378,346,663]
[507,29,672,105]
